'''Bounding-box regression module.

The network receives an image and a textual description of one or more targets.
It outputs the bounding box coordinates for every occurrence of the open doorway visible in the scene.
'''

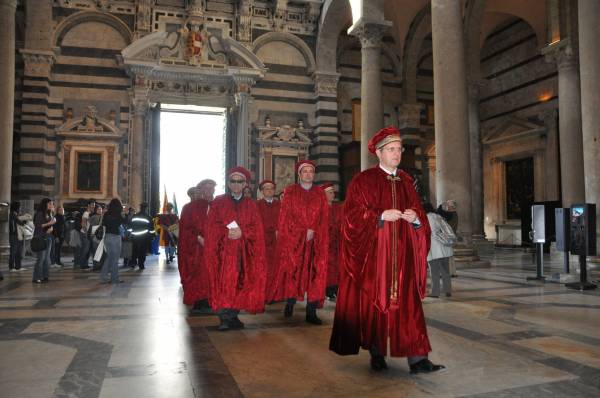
[159,104,227,213]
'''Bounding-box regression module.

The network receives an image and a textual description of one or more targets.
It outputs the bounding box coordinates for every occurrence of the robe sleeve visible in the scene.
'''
[340,176,384,285]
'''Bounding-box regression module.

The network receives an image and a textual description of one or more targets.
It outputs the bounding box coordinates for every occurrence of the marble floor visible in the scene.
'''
[1,249,599,398]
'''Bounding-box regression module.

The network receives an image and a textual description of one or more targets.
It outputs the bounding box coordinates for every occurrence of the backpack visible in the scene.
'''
[435,215,457,246]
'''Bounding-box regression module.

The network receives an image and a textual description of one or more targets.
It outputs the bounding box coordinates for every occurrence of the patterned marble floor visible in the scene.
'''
[1,248,599,398]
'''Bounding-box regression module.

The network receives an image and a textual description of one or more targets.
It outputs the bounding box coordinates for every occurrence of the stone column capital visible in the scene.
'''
[0,0,17,12]
[348,19,392,49]
[313,71,340,96]
[20,48,56,77]
[542,38,578,70]
[398,103,423,129]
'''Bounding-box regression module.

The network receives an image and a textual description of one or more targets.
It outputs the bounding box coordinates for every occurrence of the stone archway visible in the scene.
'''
[119,28,266,207]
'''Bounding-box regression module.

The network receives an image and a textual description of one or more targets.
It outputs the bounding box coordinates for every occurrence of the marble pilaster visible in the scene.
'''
[431,0,473,241]
[313,71,341,188]
[348,19,391,170]
[542,39,585,207]
[578,0,600,253]
[0,0,17,258]
[130,85,149,209]
[468,80,485,239]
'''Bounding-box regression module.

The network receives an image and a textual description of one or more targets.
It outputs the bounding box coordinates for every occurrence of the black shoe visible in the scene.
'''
[306,313,323,325]
[370,355,388,371]
[284,303,294,318]
[229,317,245,330]
[33,279,42,284]
[42,278,49,283]
[409,358,446,374]
[218,322,230,331]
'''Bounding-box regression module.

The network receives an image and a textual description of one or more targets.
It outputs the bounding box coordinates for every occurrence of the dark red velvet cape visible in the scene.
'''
[178,199,210,305]
[329,167,432,357]
[270,184,329,305]
[204,195,266,313]
[326,202,342,287]
[256,198,280,296]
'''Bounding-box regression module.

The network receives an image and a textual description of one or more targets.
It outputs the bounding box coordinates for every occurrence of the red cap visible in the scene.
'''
[321,182,334,192]
[295,159,316,174]
[259,179,276,190]
[227,166,251,182]
[368,126,402,154]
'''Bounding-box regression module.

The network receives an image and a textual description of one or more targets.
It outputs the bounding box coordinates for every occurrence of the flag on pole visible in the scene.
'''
[172,192,179,216]
[162,185,168,213]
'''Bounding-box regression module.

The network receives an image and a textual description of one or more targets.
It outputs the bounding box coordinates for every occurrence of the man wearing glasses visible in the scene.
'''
[204,167,267,331]
[329,126,445,374]
[270,160,329,325]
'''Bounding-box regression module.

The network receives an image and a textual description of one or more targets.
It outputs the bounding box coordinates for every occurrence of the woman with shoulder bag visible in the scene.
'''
[32,198,56,284]
[424,203,454,298]
[100,199,126,284]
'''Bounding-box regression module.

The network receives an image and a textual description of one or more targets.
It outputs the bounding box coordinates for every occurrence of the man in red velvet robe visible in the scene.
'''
[271,160,329,324]
[204,167,266,331]
[256,180,280,298]
[329,127,445,374]
[178,180,215,314]
[322,182,341,300]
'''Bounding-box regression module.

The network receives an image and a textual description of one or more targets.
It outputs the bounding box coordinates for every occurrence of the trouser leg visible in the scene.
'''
[440,257,452,295]
[430,259,441,297]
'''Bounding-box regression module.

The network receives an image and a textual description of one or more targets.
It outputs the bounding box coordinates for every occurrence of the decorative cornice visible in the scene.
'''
[347,19,392,49]
[541,38,578,70]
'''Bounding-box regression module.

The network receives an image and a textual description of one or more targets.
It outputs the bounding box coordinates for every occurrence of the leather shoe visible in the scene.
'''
[409,358,446,374]
[370,355,388,371]
[306,313,323,325]
[284,303,294,317]
[218,321,230,331]
[229,317,245,329]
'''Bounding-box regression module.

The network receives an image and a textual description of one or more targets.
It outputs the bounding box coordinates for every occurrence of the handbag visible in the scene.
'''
[93,229,107,266]
[94,225,105,241]
[435,216,457,246]
[31,236,48,252]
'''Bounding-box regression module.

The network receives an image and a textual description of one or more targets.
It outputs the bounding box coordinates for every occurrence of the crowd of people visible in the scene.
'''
[4,197,168,284]
[3,126,458,375]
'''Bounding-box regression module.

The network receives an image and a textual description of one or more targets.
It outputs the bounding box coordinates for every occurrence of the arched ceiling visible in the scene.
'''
[481,0,546,48]
[383,0,430,54]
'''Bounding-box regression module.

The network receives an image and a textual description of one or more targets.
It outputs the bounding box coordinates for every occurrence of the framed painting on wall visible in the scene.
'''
[272,155,297,194]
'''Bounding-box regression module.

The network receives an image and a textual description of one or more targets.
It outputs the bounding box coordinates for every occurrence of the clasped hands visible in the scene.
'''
[228,227,242,240]
[381,208,418,223]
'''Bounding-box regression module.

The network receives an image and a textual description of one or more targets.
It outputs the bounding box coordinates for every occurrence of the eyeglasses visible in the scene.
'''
[382,146,406,153]
[229,179,246,184]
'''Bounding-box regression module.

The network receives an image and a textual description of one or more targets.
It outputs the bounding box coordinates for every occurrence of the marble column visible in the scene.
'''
[468,80,485,239]
[539,109,560,201]
[0,0,17,257]
[542,39,585,207]
[130,90,148,209]
[578,0,600,252]
[431,0,473,240]
[235,84,251,168]
[348,20,391,170]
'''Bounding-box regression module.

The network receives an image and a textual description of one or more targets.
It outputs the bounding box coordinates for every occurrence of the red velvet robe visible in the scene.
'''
[256,198,280,296]
[329,167,432,358]
[204,194,267,313]
[270,184,329,305]
[326,202,342,287]
[178,199,210,305]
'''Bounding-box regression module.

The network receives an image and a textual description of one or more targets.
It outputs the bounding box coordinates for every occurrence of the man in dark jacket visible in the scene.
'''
[130,203,154,270]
